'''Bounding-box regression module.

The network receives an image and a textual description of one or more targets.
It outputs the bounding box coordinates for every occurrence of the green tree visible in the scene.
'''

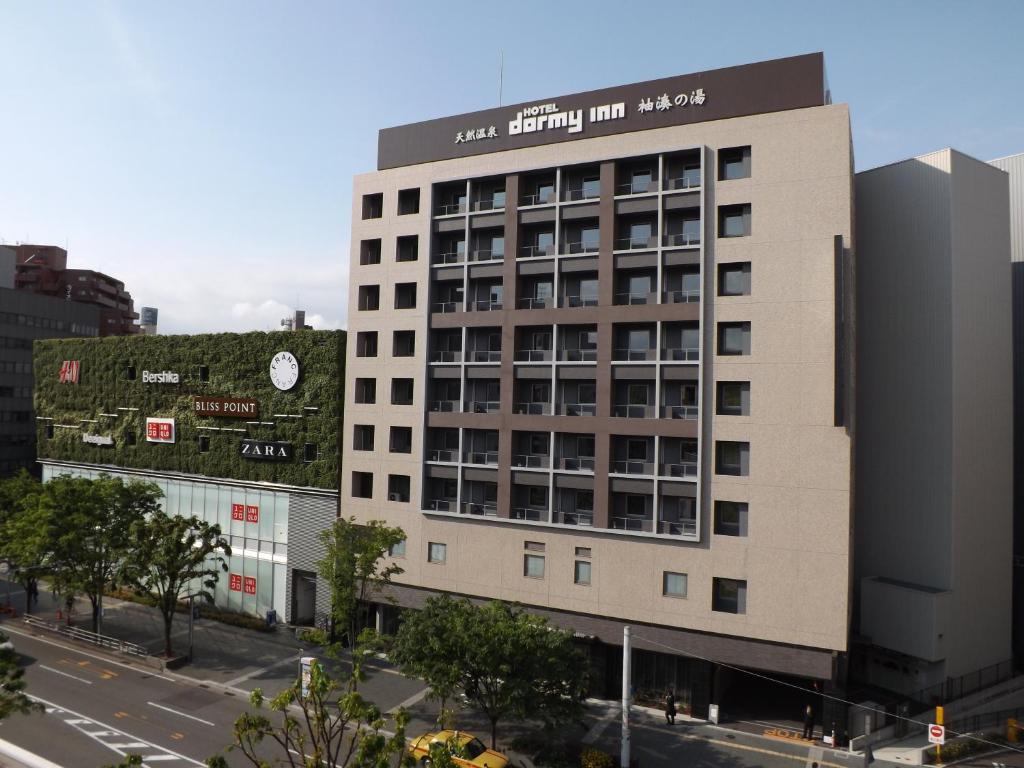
[0,643,41,720]
[317,518,405,648]
[0,471,44,614]
[393,598,588,749]
[41,475,163,633]
[123,511,231,657]
[206,658,411,768]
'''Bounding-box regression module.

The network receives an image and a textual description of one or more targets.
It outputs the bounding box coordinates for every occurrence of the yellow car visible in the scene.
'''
[407,730,509,768]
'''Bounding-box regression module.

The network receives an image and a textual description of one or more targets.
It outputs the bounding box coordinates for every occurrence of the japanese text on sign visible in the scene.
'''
[231,504,244,521]
[229,573,242,592]
[636,88,707,113]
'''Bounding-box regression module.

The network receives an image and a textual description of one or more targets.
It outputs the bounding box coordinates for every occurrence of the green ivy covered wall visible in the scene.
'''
[33,330,345,490]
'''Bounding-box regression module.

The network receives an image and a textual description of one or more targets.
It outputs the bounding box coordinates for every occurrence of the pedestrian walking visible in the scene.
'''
[27,581,38,608]
[803,703,815,740]
[665,690,677,725]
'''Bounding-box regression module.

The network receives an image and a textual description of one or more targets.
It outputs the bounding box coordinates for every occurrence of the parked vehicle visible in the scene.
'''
[407,730,509,768]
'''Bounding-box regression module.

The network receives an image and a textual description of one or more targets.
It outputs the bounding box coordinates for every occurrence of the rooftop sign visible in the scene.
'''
[377,53,826,169]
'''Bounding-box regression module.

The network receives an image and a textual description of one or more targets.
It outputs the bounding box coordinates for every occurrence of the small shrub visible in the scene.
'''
[580,747,615,768]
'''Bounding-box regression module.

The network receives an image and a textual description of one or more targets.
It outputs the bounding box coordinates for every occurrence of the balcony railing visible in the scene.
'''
[662,405,698,420]
[517,297,554,310]
[611,516,653,532]
[564,241,600,255]
[611,459,655,475]
[613,404,656,418]
[520,190,555,206]
[472,198,505,212]
[614,236,656,251]
[559,402,596,417]
[464,451,498,466]
[467,400,500,414]
[613,348,656,361]
[665,171,701,190]
[559,349,597,362]
[466,350,501,363]
[557,456,595,471]
[661,461,698,478]
[659,518,698,536]
[462,502,498,516]
[426,448,457,463]
[430,350,462,363]
[562,294,599,308]
[467,298,503,311]
[515,349,552,362]
[513,453,549,469]
[663,232,701,247]
[614,291,656,306]
[428,499,456,512]
[513,402,551,415]
[432,301,464,314]
[519,244,556,258]
[435,202,467,216]
[663,289,700,304]
[468,249,504,263]
[428,400,459,413]
[662,348,700,362]
[511,507,546,521]
[564,187,600,201]
[556,510,594,527]
[615,180,656,195]
[433,251,465,265]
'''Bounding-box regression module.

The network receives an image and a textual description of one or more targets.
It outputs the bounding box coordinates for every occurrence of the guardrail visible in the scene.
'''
[23,614,155,662]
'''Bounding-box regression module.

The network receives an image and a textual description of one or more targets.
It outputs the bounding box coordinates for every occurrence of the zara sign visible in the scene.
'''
[239,439,293,461]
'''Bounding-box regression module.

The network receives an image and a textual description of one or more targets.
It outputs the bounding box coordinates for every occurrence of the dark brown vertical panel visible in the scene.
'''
[497,173,520,518]
[592,161,618,529]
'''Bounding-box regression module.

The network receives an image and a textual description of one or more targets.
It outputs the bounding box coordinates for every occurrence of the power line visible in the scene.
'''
[631,633,1024,756]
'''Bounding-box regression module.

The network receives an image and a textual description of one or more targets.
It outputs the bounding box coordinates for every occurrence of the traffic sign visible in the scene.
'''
[928,724,946,745]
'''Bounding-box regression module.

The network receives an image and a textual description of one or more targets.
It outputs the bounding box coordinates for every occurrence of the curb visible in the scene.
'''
[0,738,63,768]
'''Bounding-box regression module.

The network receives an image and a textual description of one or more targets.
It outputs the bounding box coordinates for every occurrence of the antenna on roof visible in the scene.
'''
[498,50,504,107]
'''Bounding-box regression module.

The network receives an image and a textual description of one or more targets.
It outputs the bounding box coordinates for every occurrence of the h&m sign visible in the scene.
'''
[59,360,80,384]
[239,439,293,461]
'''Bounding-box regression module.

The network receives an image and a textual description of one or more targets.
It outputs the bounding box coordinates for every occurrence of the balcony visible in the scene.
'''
[663,232,701,247]
[435,202,466,216]
[511,507,546,521]
[555,456,595,471]
[519,243,556,259]
[561,293,599,308]
[513,453,549,469]
[615,179,657,196]
[559,348,597,362]
[433,250,466,266]
[466,350,501,363]
[431,299,464,314]
[613,348,656,362]
[614,290,656,306]
[466,400,500,414]
[430,350,462,363]
[514,399,551,415]
[517,296,555,310]
[659,517,697,536]
[557,402,595,417]
[611,459,655,476]
[464,450,498,466]
[613,404,656,418]
[467,297,503,311]
[468,248,504,263]
[426,448,458,463]
[660,461,698,479]
[427,498,456,512]
[661,405,698,420]
[428,399,459,413]
[663,288,700,304]
[662,347,699,362]
[664,169,701,190]
[614,235,657,251]
[611,516,653,533]
[563,239,600,255]
[554,509,594,527]
[461,502,498,516]
[472,196,505,213]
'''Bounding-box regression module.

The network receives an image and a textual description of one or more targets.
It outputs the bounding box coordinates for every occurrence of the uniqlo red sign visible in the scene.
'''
[243,576,257,595]
[229,573,242,592]
[245,505,259,523]
[231,503,244,521]
[145,418,175,443]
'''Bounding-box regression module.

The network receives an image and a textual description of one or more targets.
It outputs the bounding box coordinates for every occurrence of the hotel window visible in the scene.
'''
[714,501,749,537]
[715,441,750,477]
[396,235,419,262]
[389,539,407,558]
[581,226,600,251]
[626,495,646,517]
[718,146,751,180]
[718,262,751,296]
[352,471,374,499]
[390,426,412,453]
[387,474,410,503]
[582,176,600,199]
[354,378,376,404]
[628,383,650,406]
[360,239,382,265]
[353,425,374,451]
[718,322,751,356]
[528,486,548,509]
[718,204,752,238]
[713,577,747,614]
[391,378,414,405]
[428,542,447,564]
[362,192,383,220]
[627,438,648,462]
[358,285,380,311]
[394,282,417,310]
[662,571,688,598]
[574,560,592,586]
[397,188,420,215]
[393,330,415,357]
[524,554,545,579]
[716,381,750,416]
[356,331,378,357]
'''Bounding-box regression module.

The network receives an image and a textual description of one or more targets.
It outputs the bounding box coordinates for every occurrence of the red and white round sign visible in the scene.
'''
[928,724,945,745]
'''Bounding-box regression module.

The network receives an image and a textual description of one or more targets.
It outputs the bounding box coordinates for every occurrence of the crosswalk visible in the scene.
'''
[31,695,204,768]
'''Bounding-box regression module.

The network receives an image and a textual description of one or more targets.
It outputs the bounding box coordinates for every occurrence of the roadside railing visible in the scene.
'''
[23,614,151,659]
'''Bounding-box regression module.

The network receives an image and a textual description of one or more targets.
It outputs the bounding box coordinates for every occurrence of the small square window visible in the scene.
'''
[391,378,414,405]
[198,365,210,382]
[398,188,420,215]
[356,331,378,358]
[362,192,383,219]
[125,365,137,380]
[303,443,317,463]
[353,424,374,451]
[574,560,592,585]
[718,146,751,181]
[387,474,410,503]
[352,471,374,499]
[393,330,415,357]
[358,285,380,311]
[663,571,688,598]
[428,542,447,563]
[389,539,407,558]
[394,282,417,310]
[197,434,209,452]
[715,441,750,477]
[396,235,418,262]
[44,423,54,439]
[125,431,136,446]
[524,554,545,579]
[713,577,747,614]
[718,322,751,356]
[359,239,382,265]
[714,501,749,537]
[575,547,592,558]
[718,204,751,238]
[718,262,751,296]
[390,426,412,453]
[716,381,750,416]
[354,378,376,404]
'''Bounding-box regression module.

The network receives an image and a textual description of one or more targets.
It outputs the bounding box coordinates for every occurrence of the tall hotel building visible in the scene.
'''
[344,53,854,712]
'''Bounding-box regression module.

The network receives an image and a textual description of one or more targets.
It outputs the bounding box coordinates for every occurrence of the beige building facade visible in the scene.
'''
[343,54,854,710]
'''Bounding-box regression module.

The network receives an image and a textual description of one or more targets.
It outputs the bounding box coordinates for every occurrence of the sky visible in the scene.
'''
[1,1,1022,334]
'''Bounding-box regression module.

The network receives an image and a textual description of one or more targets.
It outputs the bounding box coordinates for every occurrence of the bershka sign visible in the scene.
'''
[194,396,259,418]
[59,360,80,384]
[82,433,114,447]
[239,439,293,461]
[142,370,180,384]
[146,418,175,443]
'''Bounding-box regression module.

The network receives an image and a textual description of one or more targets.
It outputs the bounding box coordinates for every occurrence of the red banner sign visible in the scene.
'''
[231,503,244,521]
[243,576,257,595]
[59,360,80,384]
[245,505,259,523]
[145,418,175,443]
[229,573,242,592]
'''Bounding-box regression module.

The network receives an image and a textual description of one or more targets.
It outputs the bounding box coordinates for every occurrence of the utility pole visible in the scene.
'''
[621,625,631,768]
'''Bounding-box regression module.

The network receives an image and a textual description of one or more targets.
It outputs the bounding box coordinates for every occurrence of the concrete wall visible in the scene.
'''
[0,246,13,289]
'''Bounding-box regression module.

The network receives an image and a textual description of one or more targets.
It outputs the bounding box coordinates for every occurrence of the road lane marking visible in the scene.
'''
[222,652,302,688]
[386,686,430,715]
[40,664,93,685]
[109,743,150,750]
[147,702,215,727]
[143,756,182,762]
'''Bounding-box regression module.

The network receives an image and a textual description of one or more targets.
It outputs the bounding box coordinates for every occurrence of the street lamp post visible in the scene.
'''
[94,525,104,637]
